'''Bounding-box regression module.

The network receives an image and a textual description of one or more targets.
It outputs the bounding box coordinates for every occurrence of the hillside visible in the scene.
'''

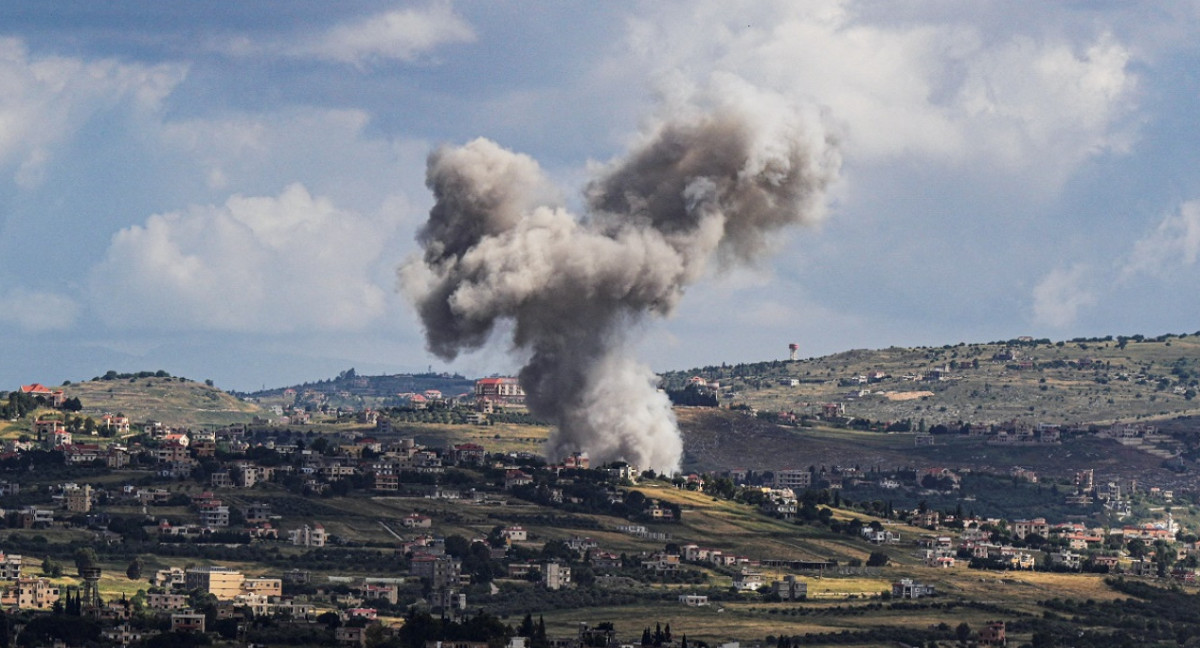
[245,368,476,412]
[64,371,263,426]
[664,333,1200,428]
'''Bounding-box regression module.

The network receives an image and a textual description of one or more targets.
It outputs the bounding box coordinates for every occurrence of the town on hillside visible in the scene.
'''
[3,363,1200,647]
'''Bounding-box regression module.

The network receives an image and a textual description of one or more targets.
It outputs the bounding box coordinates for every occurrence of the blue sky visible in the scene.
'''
[2,1,1200,392]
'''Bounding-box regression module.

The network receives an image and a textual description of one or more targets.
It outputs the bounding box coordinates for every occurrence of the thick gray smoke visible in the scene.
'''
[401,81,839,474]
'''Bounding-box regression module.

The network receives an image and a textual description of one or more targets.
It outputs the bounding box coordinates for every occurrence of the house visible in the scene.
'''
[1012,518,1050,540]
[542,562,571,590]
[184,566,245,600]
[678,593,709,606]
[501,526,527,543]
[774,469,812,491]
[504,470,533,489]
[978,621,1006,646]
[450,443,487,466]
[563,451,589,470]
[0,553,21,581]
[403,513,432,529]
[100,414,130,434]
[147,593,189,610]
[9,577,61,609]
[773,575,807,601]
[19,383,65,407]
[474,377,525,404]
[171,612,207,633]
[63,484,92,513]
[289,524,327,547]
[733,571,765,591]
[892,578,935,599]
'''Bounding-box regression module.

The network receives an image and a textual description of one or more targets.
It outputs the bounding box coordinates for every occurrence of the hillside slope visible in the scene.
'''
[665,333,1200,427]
[66,373,263,426]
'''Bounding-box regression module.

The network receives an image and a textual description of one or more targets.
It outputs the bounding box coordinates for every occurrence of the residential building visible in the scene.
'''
[63,484,92,513]
[543,562,571,590]
[474,377,525,404]
[892,578,935,599]
[242,577,282,597]
[147,593,189,610]
[12,577,60,609]
[0,553,20,581]
[289,523,327,547]
[171,612,206,633]
[774,469,812,491]
[773,575,807,601]
[184,566,245,600]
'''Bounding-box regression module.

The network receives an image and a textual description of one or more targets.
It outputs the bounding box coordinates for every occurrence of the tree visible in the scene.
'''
[956,622,972,643]
[866,551,889,567]
[126,558,143,581]
[42,557,62,578]
[73,548,98,576]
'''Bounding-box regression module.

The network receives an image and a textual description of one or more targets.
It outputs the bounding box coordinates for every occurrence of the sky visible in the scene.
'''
[2,1,1200,392]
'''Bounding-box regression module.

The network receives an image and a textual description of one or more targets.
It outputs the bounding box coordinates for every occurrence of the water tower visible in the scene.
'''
[80,566,103,613]
[788,343,799,361]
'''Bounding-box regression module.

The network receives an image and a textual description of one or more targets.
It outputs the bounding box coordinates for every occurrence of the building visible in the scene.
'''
[184,566,245,600]
[289,523,327,547]
[410,555,461,591]
[474,377,525,404]
[978,621,1006,646]
[403,513,432,528]
[892,578,935,599]
[171,612,207,633]
[773,469,812,491]
[11,577,60,609]
[147,593,189,610]
[501,526,527,543]
[542,562,571,590]
[773,575,807,601]
[678,593,709,606]
[0,553,20,581]
[19,383,66,407]
[62,484,92,513]
[242,577,282,597]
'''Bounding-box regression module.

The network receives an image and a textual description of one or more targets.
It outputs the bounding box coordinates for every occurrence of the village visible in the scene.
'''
[1,372,1199,647]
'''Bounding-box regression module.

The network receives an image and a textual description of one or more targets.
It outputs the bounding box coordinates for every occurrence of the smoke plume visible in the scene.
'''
[401,79,839,474]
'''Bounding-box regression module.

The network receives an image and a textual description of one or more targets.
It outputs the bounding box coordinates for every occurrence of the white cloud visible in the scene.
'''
[1032,264,1097,328]
[298,2,475,65]
[0,38,184,188]
[89,184,395,332]
[0,287,81,331]
[1122,200,1200,278]
[618,2,1137,184]
[157,107,431,214]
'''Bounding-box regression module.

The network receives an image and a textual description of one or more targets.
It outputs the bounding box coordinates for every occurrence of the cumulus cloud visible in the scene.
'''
[89,184,393,332]
[0,38,184,188]
[0,287,80,331]
[1121,200,1200,278]
[296,2,474,65]
[618,2,1137,183]
[1032,264,1097,328]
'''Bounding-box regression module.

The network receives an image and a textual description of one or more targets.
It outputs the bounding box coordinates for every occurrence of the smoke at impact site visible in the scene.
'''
[401,77,840,474]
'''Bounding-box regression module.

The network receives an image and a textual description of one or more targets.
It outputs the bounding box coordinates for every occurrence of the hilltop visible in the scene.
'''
[663,332,1200,428]
[243,368,476,412]
[63,370,263,427]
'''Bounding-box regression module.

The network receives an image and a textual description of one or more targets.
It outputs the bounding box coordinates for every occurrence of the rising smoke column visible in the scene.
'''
[401,80,840,474]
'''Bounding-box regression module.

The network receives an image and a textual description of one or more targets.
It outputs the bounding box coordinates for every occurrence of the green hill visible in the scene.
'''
[664,333,1200,428]
[64,371,264,427]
